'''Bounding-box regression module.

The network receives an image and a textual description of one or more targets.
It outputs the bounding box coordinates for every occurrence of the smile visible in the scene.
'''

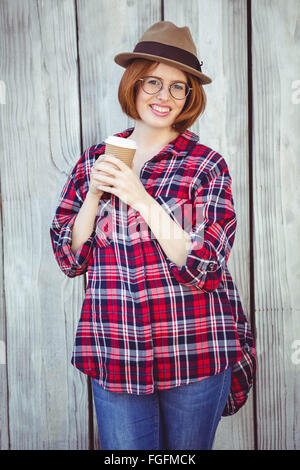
[149,104,171,116]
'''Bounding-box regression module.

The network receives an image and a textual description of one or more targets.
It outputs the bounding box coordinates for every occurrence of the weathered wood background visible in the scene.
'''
[0,0,299,450]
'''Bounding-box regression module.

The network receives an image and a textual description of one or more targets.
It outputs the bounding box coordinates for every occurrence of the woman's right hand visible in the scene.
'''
[88,154,117,197]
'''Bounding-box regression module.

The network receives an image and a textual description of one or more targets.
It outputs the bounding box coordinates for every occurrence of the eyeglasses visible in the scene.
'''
[138,76,192,100]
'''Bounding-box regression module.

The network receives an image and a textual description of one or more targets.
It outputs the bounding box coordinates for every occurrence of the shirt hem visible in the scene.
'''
[71,358,240,395]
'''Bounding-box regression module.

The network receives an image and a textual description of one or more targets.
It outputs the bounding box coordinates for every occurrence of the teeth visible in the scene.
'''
[151,105,170,113]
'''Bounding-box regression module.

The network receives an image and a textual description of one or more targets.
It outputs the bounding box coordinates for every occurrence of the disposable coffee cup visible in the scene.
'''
[105,136,137,167]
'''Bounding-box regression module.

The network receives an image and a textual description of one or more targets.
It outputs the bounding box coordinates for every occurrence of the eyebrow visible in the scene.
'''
[149,75,188,84]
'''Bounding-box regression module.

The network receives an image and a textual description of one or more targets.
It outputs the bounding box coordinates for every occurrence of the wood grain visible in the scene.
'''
[164,0,254,449]
[1,0,299,450]
[0,0,89,449]
[252,0,300,449]
[76,0,162,449]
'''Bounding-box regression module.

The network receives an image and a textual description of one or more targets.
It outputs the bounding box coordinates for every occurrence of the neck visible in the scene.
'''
[129,121,179,151]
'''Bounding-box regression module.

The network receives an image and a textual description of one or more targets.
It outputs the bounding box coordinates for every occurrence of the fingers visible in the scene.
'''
[97,153,118,163]
[91,171,115,189]
[93,173,113,183]
[95,154,132,172]
[94,155,119,172]
[102,154,129,171]
[91,154,132,189]
[93,163,117,174]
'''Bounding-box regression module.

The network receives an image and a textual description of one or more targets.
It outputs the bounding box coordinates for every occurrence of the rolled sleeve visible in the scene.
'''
[51,213,95,278]
[50,148,96,278]
[165,167,236,292]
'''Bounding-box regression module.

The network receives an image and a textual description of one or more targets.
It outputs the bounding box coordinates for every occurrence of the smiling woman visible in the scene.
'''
[50,20,255,452]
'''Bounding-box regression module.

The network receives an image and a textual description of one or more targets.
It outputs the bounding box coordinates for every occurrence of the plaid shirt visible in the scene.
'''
[50,127,255,416]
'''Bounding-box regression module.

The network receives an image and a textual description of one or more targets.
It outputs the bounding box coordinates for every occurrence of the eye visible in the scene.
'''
[172,83,185,90]
[147,78,160,85]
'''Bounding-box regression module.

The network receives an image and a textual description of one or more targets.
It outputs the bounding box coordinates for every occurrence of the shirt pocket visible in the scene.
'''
[155,194,193,233]
[94,199,113,247]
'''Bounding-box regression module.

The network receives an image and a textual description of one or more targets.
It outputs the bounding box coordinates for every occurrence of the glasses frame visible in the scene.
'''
[138,76,192,100]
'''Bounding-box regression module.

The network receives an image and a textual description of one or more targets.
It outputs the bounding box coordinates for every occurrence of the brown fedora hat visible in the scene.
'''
[114,21,212,85]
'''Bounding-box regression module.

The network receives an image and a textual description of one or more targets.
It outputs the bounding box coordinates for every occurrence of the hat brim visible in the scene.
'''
[114,52,212,84]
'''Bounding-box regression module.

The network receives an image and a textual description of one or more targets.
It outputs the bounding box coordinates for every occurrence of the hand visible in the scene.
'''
[93,154,150,211]
[88,153,120,197]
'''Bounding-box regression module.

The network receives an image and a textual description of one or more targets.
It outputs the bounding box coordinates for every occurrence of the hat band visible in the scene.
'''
[133,41,203,72]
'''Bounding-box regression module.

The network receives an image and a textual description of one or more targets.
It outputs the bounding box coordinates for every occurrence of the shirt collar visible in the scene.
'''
[113,127,199,158]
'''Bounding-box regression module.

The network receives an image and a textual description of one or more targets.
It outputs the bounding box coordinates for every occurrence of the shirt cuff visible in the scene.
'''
[164,231,219,288]
[59,214,94,273]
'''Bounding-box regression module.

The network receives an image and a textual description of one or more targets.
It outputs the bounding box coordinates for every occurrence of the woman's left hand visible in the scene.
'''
[95,154,150,212]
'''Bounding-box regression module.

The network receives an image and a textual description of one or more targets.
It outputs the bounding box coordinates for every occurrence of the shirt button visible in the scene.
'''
[208,263,214,271]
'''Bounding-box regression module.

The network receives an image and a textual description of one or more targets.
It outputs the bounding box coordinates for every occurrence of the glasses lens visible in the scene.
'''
[142,77,162,94]
[170,83,189,99]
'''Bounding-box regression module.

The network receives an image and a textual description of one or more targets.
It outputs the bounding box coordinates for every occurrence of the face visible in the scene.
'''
[135,62,188,132]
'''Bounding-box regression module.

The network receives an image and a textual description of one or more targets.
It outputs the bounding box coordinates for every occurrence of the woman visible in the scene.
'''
[50,21,255,450]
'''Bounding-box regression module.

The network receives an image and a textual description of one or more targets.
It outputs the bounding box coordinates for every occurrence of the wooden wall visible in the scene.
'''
[0,0,299,450]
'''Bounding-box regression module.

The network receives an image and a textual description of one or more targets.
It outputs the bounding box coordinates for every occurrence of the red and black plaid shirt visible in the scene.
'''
[50,127,255,416]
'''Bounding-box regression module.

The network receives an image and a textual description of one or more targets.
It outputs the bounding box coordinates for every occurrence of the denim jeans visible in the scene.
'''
[91,367,231,450]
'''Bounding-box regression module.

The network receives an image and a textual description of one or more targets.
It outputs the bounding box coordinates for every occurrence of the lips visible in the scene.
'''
[149,104,171,116]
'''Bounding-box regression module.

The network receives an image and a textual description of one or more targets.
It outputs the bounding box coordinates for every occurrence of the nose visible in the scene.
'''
[157,84,170,100]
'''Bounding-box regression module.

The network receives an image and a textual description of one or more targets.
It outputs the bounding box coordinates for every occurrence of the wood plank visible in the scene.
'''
[252,0,300,449]
[0,0,89,449]
[3,0,299,451]
[164,0,254,449]
[0,174,9,449]
[76,0,162,449]
[0,6,9,444]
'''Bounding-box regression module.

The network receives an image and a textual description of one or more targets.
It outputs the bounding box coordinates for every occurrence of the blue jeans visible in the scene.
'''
[91,368,231,450]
